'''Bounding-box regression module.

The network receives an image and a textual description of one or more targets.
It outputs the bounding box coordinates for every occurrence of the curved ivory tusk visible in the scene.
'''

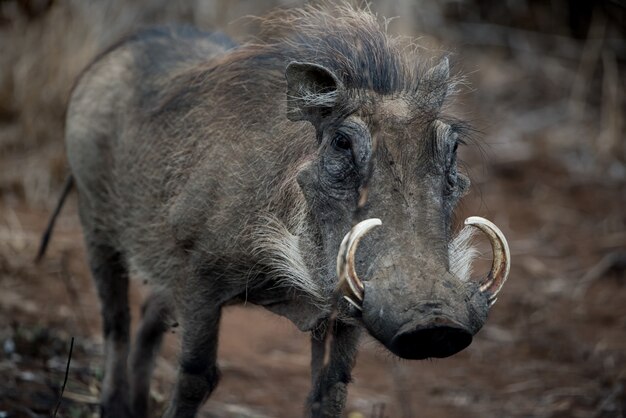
[464,216,510,306]
[336,218,382,307]
[343,295,363,310]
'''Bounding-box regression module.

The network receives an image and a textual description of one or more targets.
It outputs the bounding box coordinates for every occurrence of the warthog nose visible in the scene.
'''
[389,318,473,360]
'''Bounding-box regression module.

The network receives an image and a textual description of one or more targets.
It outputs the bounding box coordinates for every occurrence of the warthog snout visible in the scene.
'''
[360,280,489,360]
[338,217,510,360]
[389,317,473,360]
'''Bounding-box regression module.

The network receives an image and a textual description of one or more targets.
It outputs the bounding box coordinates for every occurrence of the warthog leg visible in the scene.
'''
[162,278,223,418]
[84,237,132,418]
[308,321,361,418]
[130,291,173,418]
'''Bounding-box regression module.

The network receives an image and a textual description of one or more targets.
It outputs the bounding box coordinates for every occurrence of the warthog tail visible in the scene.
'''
[35,174,74,262]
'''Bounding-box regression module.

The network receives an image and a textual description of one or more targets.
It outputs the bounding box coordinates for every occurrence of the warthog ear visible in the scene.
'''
[422,57,450,109]
[285,61,343,123]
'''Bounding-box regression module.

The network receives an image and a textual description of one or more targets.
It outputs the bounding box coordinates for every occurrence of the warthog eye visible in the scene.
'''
[332,132,352,152]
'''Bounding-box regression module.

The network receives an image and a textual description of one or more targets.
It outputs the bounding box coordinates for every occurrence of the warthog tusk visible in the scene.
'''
[464,216,511,306]
[336,218,382,309]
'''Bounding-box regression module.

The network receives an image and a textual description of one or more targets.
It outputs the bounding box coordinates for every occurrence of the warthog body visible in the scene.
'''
[41,4,510,418]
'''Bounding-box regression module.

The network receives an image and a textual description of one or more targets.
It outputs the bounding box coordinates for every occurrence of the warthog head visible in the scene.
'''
[278,10,510,359]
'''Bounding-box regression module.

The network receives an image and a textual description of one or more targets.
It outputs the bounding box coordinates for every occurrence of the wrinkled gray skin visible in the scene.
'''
[62,13,491,418]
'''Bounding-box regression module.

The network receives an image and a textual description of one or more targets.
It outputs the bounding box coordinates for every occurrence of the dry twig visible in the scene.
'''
[53,336,74,418]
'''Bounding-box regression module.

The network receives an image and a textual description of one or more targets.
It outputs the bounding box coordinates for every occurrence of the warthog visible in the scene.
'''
[39,3,510,418]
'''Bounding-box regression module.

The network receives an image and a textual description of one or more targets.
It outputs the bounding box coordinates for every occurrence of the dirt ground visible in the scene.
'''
[0,1,624,417]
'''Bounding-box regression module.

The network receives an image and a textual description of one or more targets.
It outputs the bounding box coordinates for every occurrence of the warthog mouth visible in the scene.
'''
[336,216,511,310]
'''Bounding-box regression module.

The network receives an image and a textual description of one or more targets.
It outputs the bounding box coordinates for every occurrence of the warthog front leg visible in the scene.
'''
[308,320,361,418]
[162,279,223,418]
[130,291,173,418]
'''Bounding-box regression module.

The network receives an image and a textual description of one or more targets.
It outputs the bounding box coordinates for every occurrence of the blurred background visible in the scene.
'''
[0,0,624,417]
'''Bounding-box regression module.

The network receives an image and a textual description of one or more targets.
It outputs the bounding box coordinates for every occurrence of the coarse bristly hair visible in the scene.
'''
[161,2,460,120]
[250,212,327,307]
[248,2,457,107]
[449,226,479,283]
